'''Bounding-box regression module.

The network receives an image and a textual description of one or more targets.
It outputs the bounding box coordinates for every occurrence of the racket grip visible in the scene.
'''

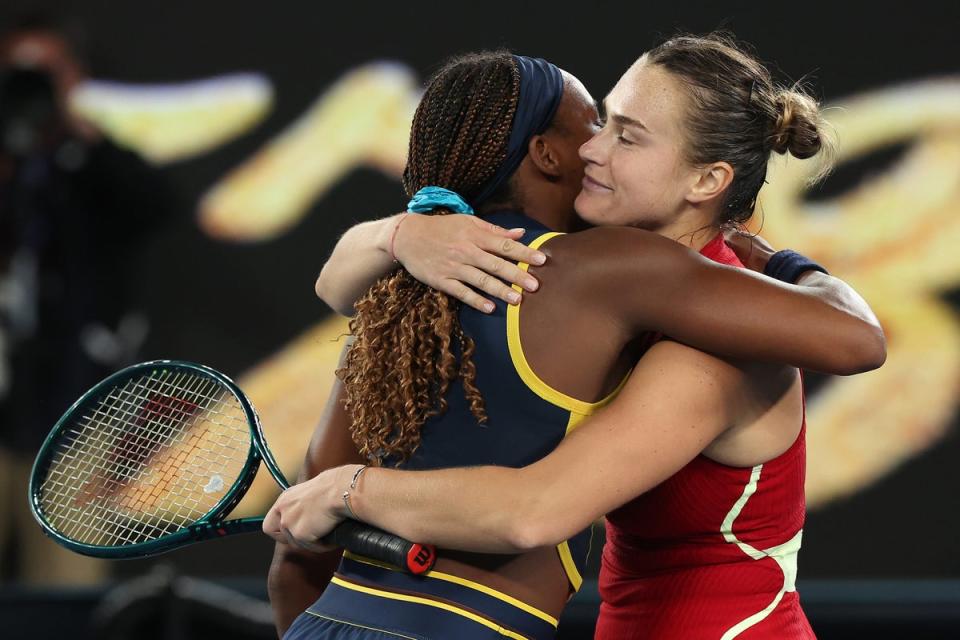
[325,520,436,575]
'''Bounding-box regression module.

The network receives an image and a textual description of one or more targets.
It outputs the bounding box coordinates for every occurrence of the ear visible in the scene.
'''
[686,161,734,205]
[526,134,563,179]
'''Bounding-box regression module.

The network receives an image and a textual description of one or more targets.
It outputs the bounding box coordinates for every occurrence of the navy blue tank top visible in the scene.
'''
[394,210,626,591]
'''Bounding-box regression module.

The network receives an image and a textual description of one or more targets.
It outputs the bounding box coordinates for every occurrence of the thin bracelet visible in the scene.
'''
[341,465,368,520]
[341,491,359,520]
[388,214,410,263]
[350,465,368,489]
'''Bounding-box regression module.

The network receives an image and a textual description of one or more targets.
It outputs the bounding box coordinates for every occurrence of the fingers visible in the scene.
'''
[436,279,496,314]
[470,217,546,269]
[263,502,285,542]
[283,527,333,553]
[480,235,546,269]
[466,246,538,293]
[396,215,547,312]
[458,265,523,306]
[471,217,525,239]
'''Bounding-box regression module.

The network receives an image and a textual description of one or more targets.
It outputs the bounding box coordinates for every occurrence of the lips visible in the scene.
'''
[582,173,612,192]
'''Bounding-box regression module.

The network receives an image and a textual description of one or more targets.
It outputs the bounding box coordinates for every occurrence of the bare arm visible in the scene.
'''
[263,340,738,552]
[318,217,884,371]
[315,214,546,315]
[266,346,364,637]
[315,215,403,316]
[556,227,885,375]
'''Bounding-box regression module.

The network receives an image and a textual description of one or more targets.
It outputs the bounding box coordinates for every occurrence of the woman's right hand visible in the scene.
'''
[723,228,777,273]
[393,214,547,313]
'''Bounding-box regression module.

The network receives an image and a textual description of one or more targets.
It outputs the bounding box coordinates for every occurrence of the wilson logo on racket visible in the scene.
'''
[408,545,436,573]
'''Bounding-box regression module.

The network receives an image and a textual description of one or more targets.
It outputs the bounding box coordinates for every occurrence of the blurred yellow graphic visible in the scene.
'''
[70,73,273,164]
[199,63,420,241]
[759,78,960,507]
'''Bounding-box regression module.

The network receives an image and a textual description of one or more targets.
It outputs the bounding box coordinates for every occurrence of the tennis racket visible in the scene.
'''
[29,360,436,574]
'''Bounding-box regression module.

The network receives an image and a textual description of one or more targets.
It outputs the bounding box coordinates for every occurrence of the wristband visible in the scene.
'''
[764,249,829,284]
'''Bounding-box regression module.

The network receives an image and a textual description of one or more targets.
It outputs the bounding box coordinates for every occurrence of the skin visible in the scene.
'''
[266,60,885,636]
[577,59,732,244]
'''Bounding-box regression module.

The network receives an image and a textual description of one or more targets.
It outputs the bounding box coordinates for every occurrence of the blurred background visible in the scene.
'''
[0,0,957,638]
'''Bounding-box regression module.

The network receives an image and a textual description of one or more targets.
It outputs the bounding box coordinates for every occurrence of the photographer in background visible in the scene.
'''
[0,15,171,585]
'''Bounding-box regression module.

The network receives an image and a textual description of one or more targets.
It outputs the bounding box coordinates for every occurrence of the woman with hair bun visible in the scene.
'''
[272,34,876,639]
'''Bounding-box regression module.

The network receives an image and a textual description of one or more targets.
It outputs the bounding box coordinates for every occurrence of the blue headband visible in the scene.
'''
[405,55,564,215]
[472,55,565,206]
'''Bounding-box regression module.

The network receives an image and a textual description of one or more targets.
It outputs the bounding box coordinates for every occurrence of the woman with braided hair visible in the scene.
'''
[272,51,604,640]
[269,37,883,639]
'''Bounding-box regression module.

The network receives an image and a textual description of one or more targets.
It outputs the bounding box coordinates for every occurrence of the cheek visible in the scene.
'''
[620,151,679,202]
[574,188,616,226]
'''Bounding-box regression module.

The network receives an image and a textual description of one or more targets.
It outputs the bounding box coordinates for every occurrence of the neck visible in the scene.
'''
[651,205,720,252]
[479,193,576,232]
[520,198,578,232]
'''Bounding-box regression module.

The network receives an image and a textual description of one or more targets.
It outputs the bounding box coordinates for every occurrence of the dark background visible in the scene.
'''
[1,1,958,634]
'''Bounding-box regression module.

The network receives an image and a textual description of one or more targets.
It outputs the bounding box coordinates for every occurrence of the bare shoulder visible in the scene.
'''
[546,226,700,269]
[536,226,705,291]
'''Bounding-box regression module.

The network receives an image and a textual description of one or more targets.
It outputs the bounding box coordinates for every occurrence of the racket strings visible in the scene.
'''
[38,369,251,547]
[43,370,207,545]
[48,371,245,546]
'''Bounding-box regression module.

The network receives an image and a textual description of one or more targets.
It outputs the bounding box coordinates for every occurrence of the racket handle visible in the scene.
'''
[324,520,436,575]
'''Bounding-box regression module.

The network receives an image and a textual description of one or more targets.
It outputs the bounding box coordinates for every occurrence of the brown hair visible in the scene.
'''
[338,52,521,464]
[645,32,836,224]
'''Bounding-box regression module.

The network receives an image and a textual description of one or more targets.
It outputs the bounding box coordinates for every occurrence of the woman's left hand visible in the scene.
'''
[262,466,354,552]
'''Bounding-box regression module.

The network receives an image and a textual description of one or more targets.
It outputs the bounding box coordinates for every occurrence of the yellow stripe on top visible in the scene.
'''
[507,231,630,591]
[342,551,559,627]
[507,232,624,417]
[556,541,583,592]
[330,576,532,640]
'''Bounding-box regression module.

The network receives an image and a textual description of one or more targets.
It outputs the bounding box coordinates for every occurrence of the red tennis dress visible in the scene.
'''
[595,234,815,639]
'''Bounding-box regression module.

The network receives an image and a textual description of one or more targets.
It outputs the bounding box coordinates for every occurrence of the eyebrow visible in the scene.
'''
[602,98,649,132]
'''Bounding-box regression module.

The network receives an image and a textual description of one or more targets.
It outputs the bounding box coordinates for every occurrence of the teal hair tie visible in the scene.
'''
[406,186,475,215]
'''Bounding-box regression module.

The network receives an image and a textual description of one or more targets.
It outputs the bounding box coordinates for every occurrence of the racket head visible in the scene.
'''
[29,360,272,558]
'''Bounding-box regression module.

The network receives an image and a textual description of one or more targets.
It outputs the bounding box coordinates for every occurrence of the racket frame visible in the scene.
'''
[29,360,286,559]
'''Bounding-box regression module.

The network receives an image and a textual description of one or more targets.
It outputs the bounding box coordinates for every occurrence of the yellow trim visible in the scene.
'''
[508,231,631,591]
[555,542,583,592]
[330,576,531,640]
[343,551,558,627]
[506,231,626,418]
[304,611,419,639]
[562,375,629,434]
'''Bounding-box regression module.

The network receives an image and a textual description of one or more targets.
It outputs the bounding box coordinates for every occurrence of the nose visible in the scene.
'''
[579,130,605,166]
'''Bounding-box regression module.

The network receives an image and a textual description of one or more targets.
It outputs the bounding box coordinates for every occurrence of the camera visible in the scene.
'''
[0,67,60,156]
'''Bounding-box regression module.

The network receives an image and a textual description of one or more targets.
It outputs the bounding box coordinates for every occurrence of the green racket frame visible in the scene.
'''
[29,360,290,559]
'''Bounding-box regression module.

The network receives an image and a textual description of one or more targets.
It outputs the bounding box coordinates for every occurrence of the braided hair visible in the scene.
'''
[338,51,521,464]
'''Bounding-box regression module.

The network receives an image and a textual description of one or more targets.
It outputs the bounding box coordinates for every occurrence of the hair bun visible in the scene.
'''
[771,90,824,159]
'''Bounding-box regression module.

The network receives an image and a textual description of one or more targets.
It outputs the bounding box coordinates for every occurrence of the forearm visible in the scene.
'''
[347,464,563,553]
[267,544,342,638]
[628,248,886,375]
[348,343,732,552]
[315,215,402,315]
[794,271,886,370]
[658,265,883,375]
